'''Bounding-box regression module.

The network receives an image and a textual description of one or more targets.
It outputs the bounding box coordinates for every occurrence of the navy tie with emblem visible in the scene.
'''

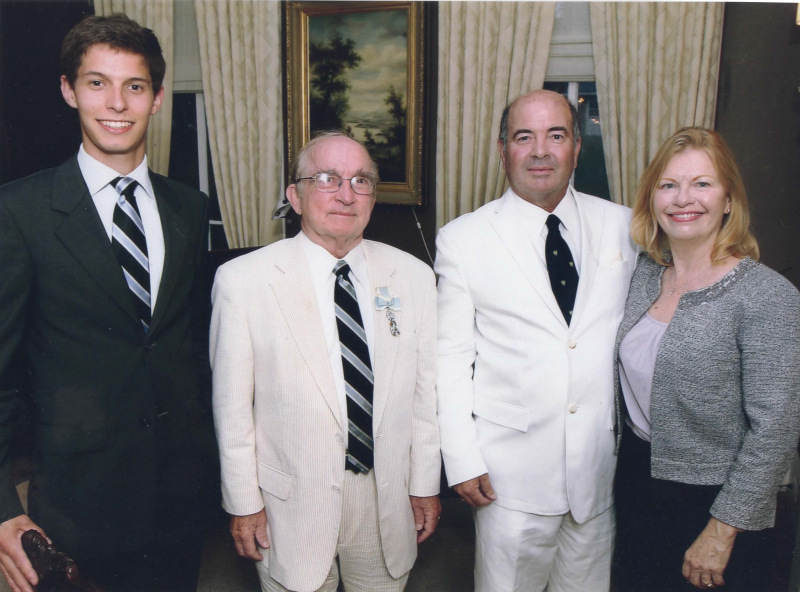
[545,214,579,325]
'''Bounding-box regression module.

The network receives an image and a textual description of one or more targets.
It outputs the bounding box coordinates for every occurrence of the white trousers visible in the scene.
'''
[474,502,615,592]
[256,470,409,592]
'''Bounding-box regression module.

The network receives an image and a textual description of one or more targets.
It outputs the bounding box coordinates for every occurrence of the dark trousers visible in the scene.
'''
[74,502,207,592]
[615,424,779,592]
[79,541,203,592]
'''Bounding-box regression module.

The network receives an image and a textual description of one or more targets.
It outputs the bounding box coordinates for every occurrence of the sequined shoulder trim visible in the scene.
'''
[679,257,760,306]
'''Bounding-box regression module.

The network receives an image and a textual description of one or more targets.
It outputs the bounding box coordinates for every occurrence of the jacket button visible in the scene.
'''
[568,339,577,349]
[332,485,341,493]
[140,418,152,428]
[336,433,343,442]
[568,403,578,414]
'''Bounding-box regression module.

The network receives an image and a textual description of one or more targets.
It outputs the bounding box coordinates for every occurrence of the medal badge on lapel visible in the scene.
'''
[375,287,401,337]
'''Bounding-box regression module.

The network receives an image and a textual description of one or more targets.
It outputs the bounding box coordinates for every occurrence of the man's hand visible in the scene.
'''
[682,517,738,589]
[230,509,270,561]
[0,515,46,592]
[410,495,442,544]
[453,473,497,507]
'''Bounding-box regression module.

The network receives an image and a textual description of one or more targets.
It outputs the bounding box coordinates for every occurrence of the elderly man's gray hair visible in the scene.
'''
[290,130,380,185]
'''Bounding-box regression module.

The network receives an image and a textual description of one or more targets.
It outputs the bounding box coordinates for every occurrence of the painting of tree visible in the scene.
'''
[308,9,409,183]
[308,35,362,131]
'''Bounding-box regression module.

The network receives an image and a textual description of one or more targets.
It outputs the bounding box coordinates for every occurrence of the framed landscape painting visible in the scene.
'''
[285,1,424,205]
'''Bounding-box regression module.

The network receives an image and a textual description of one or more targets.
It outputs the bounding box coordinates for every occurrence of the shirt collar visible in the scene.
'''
[551,186,579,235]
[77,144,154,200]
[511,185,579,235]
[299,231,368,292]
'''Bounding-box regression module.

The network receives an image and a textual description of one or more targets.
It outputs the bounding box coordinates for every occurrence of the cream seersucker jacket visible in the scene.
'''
[210,235,440,592]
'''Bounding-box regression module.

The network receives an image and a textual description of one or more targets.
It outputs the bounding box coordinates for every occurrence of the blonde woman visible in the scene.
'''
[613,127,800,591]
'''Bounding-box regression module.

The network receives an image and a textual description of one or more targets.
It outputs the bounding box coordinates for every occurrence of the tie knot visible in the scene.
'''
[546,214,562,232]
[112,176,139,198]
[334,260,351,278]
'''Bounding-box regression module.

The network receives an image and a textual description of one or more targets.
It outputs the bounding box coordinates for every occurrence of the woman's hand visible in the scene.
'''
[682,517,739,588]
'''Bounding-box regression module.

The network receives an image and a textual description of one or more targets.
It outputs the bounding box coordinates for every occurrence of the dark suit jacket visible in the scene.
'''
[0,155,216,560]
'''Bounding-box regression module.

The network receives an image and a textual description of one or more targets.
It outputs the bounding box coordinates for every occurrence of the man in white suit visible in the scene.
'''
[436,90,637,591]
[210,133,441,592]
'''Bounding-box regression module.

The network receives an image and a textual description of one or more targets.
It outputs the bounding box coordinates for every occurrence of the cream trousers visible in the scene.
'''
[256,470,410,592]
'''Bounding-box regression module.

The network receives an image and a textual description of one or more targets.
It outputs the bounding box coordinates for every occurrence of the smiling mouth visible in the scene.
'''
[98,120,133,130]
[670,212,702,221]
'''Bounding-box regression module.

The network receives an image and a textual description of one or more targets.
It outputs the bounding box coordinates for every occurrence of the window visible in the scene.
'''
[168,0,227,250]
[168,93,228,250]
[542,81,611,201]
[543,3,611,201]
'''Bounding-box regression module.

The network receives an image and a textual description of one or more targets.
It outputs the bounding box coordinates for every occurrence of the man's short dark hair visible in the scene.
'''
[61,13,166,92]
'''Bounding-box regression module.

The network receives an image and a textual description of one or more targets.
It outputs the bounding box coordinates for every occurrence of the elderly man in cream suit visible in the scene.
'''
[210,132,441,592]
[436,90,637,591]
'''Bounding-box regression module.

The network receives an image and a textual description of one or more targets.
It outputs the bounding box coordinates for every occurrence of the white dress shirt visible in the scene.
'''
[77,145,165,311]
[299,231,375,448]
[511,185,582,275]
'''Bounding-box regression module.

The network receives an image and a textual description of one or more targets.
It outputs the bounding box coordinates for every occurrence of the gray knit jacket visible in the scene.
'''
[614,254,800,530]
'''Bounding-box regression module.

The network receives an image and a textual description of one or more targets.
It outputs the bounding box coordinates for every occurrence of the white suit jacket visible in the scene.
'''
[210,235,440,592]
[436,188,637,523]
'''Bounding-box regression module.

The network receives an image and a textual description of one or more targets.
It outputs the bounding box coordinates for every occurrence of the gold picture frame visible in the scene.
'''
[285,1,424,205]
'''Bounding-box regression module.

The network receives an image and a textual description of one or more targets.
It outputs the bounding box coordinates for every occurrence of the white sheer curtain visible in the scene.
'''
[590,2,724,206]
[95,0,174,176]
[436,1,556,228]
[194,0,283,248]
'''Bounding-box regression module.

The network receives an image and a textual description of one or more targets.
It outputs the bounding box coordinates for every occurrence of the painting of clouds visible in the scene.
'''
[308,8,408,183]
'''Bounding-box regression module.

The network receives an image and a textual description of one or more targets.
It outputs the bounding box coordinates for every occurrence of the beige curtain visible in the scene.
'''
[95,0,174,176]
[590,2,724,207]
[194,1,283,248]
[436,1,556,228]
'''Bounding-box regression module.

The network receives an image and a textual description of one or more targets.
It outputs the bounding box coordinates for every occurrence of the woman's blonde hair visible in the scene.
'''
[630,127,759,266]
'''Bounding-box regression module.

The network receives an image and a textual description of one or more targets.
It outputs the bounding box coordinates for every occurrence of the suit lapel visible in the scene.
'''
[148,173,188,337]
[570,192,602,329]
[362,241,399,434]
[270,237,342,429]
[52,157,142,330]
[488,192,567,327]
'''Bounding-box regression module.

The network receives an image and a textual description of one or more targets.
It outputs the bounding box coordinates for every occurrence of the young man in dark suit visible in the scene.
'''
[0,14,214,592]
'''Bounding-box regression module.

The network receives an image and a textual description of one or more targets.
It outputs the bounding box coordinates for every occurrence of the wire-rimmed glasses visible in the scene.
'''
[296,172,376,195]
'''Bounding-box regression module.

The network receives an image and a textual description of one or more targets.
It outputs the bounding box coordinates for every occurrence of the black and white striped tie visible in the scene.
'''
[111,176,151,333]
[334,260,374,474]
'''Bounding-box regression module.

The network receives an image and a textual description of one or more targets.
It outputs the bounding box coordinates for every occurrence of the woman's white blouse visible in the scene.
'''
[619,312,669,442]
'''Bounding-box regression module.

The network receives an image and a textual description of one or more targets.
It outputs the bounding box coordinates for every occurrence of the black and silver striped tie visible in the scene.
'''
[333,260,374,474]
[111,176,151,333]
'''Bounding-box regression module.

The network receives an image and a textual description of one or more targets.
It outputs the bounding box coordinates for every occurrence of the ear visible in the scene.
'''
[572,137,582,169]
[61,75,78,109]
[496,139,507,171]
[286,184,302,216]
[724,196,731,215]
[150,85,165,116]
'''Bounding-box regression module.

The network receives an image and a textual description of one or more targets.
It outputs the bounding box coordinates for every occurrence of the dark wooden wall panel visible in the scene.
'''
[716,2,800,288]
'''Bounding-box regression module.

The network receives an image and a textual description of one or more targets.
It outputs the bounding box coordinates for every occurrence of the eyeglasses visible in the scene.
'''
[296,173,376,195]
